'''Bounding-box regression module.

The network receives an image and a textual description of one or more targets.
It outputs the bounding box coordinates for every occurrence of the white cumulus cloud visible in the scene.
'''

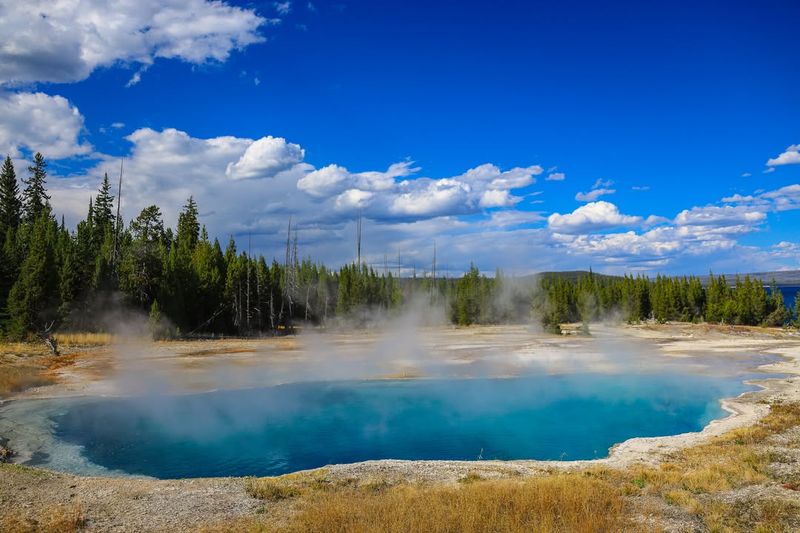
[767,144,800,166]
[0,91,91,158]
[225,136,305,179]
[0,0,267,85]
[547,201,642,234]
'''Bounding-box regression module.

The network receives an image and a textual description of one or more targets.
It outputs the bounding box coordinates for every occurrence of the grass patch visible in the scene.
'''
[52,332,112,347]
[280,474,628,533]
[0,361,52,397]
[0,342,49,358]
[245,477,303,501]
[458,472,485,484]
[615,402,800,531]
[1,502,86,532]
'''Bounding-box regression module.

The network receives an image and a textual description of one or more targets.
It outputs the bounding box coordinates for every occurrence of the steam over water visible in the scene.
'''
[46,373,751,478]
[0,322,780,479]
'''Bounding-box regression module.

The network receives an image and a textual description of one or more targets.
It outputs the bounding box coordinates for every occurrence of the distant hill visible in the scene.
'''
[521,269,800,287]
[698,270,800,286]
[529,270,622,283]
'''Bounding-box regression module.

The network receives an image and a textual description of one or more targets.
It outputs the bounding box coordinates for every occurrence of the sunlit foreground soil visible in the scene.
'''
[1,323,800,532]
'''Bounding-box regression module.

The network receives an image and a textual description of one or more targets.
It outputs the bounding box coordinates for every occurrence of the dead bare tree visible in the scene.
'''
[282,217,298,333]
[39,321,59,356]
[431,241,437,303]
[356,214,363,265]
[247,233,251,333]
[112,159,123,270]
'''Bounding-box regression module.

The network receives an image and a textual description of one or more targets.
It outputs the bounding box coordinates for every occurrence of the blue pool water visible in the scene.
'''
[51,374,754,479]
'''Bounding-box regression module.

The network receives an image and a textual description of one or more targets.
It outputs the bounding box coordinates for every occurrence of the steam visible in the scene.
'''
[54,288,758,464]
[0,292,773,478]
[93,289,742,401]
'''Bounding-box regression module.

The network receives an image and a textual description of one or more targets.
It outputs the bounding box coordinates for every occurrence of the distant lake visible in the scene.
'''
[773,286,799,309]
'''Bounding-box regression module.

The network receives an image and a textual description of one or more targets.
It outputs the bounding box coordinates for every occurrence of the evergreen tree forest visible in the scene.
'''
[536,270,795,333]
[0,153,797,340]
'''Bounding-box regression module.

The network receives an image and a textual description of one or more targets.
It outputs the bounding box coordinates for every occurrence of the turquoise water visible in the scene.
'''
[50,374,754,479]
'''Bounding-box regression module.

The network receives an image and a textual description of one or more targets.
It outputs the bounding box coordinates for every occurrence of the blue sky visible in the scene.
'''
[1,0,799,275]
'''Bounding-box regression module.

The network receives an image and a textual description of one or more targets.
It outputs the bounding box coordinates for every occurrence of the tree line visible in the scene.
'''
[536,270,797,333]
[0,153,404,339]
[1,153,797,340]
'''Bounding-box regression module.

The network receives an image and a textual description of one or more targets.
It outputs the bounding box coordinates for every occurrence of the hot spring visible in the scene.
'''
[0,326,781,479]
[2,373,758,479]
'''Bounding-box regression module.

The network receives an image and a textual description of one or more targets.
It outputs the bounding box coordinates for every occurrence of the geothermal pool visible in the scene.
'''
[9,373,756,479]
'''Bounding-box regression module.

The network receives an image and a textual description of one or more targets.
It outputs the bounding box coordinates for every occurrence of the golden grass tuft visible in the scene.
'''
[245,477,303,501]
[0,342,50,357]
[0,361,52,397]
[52,332,112,347]
[458,472,485,484]
[1,502,86,533]
[281,474,628,533]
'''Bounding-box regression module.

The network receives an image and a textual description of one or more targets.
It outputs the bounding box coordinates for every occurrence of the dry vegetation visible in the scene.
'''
[284,475,628,533]
[1,502,87,533]
[0,333,112,398]
[51,333,113,348]
[0,360,52,398]
[607,402,800,532]
[227,473,630,533]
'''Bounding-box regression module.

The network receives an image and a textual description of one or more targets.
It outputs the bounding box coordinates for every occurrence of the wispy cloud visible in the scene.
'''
[575,188,615,202]
[575,178,615,202]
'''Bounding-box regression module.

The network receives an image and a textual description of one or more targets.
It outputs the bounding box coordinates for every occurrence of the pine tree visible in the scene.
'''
[176,196,200,252]
[58,235,81,319]
[120,205,166,307]
[22,152,50,223]
[7,210,59,338]
[0,155,21,236]
[93,173,114,231]
[129,205,164,243]
[149,299,166,339]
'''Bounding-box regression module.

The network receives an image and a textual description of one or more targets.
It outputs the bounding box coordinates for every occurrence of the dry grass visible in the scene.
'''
[242,470,631,532]
[1,502,86,532]
[52,332,112,347]
[280,474,628,533]
[0,342,50,358]
[245,477,303,501]
[0,332,110,357]
[0,332,111,397]
[0,360,52,397]
[607,402,800,532]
